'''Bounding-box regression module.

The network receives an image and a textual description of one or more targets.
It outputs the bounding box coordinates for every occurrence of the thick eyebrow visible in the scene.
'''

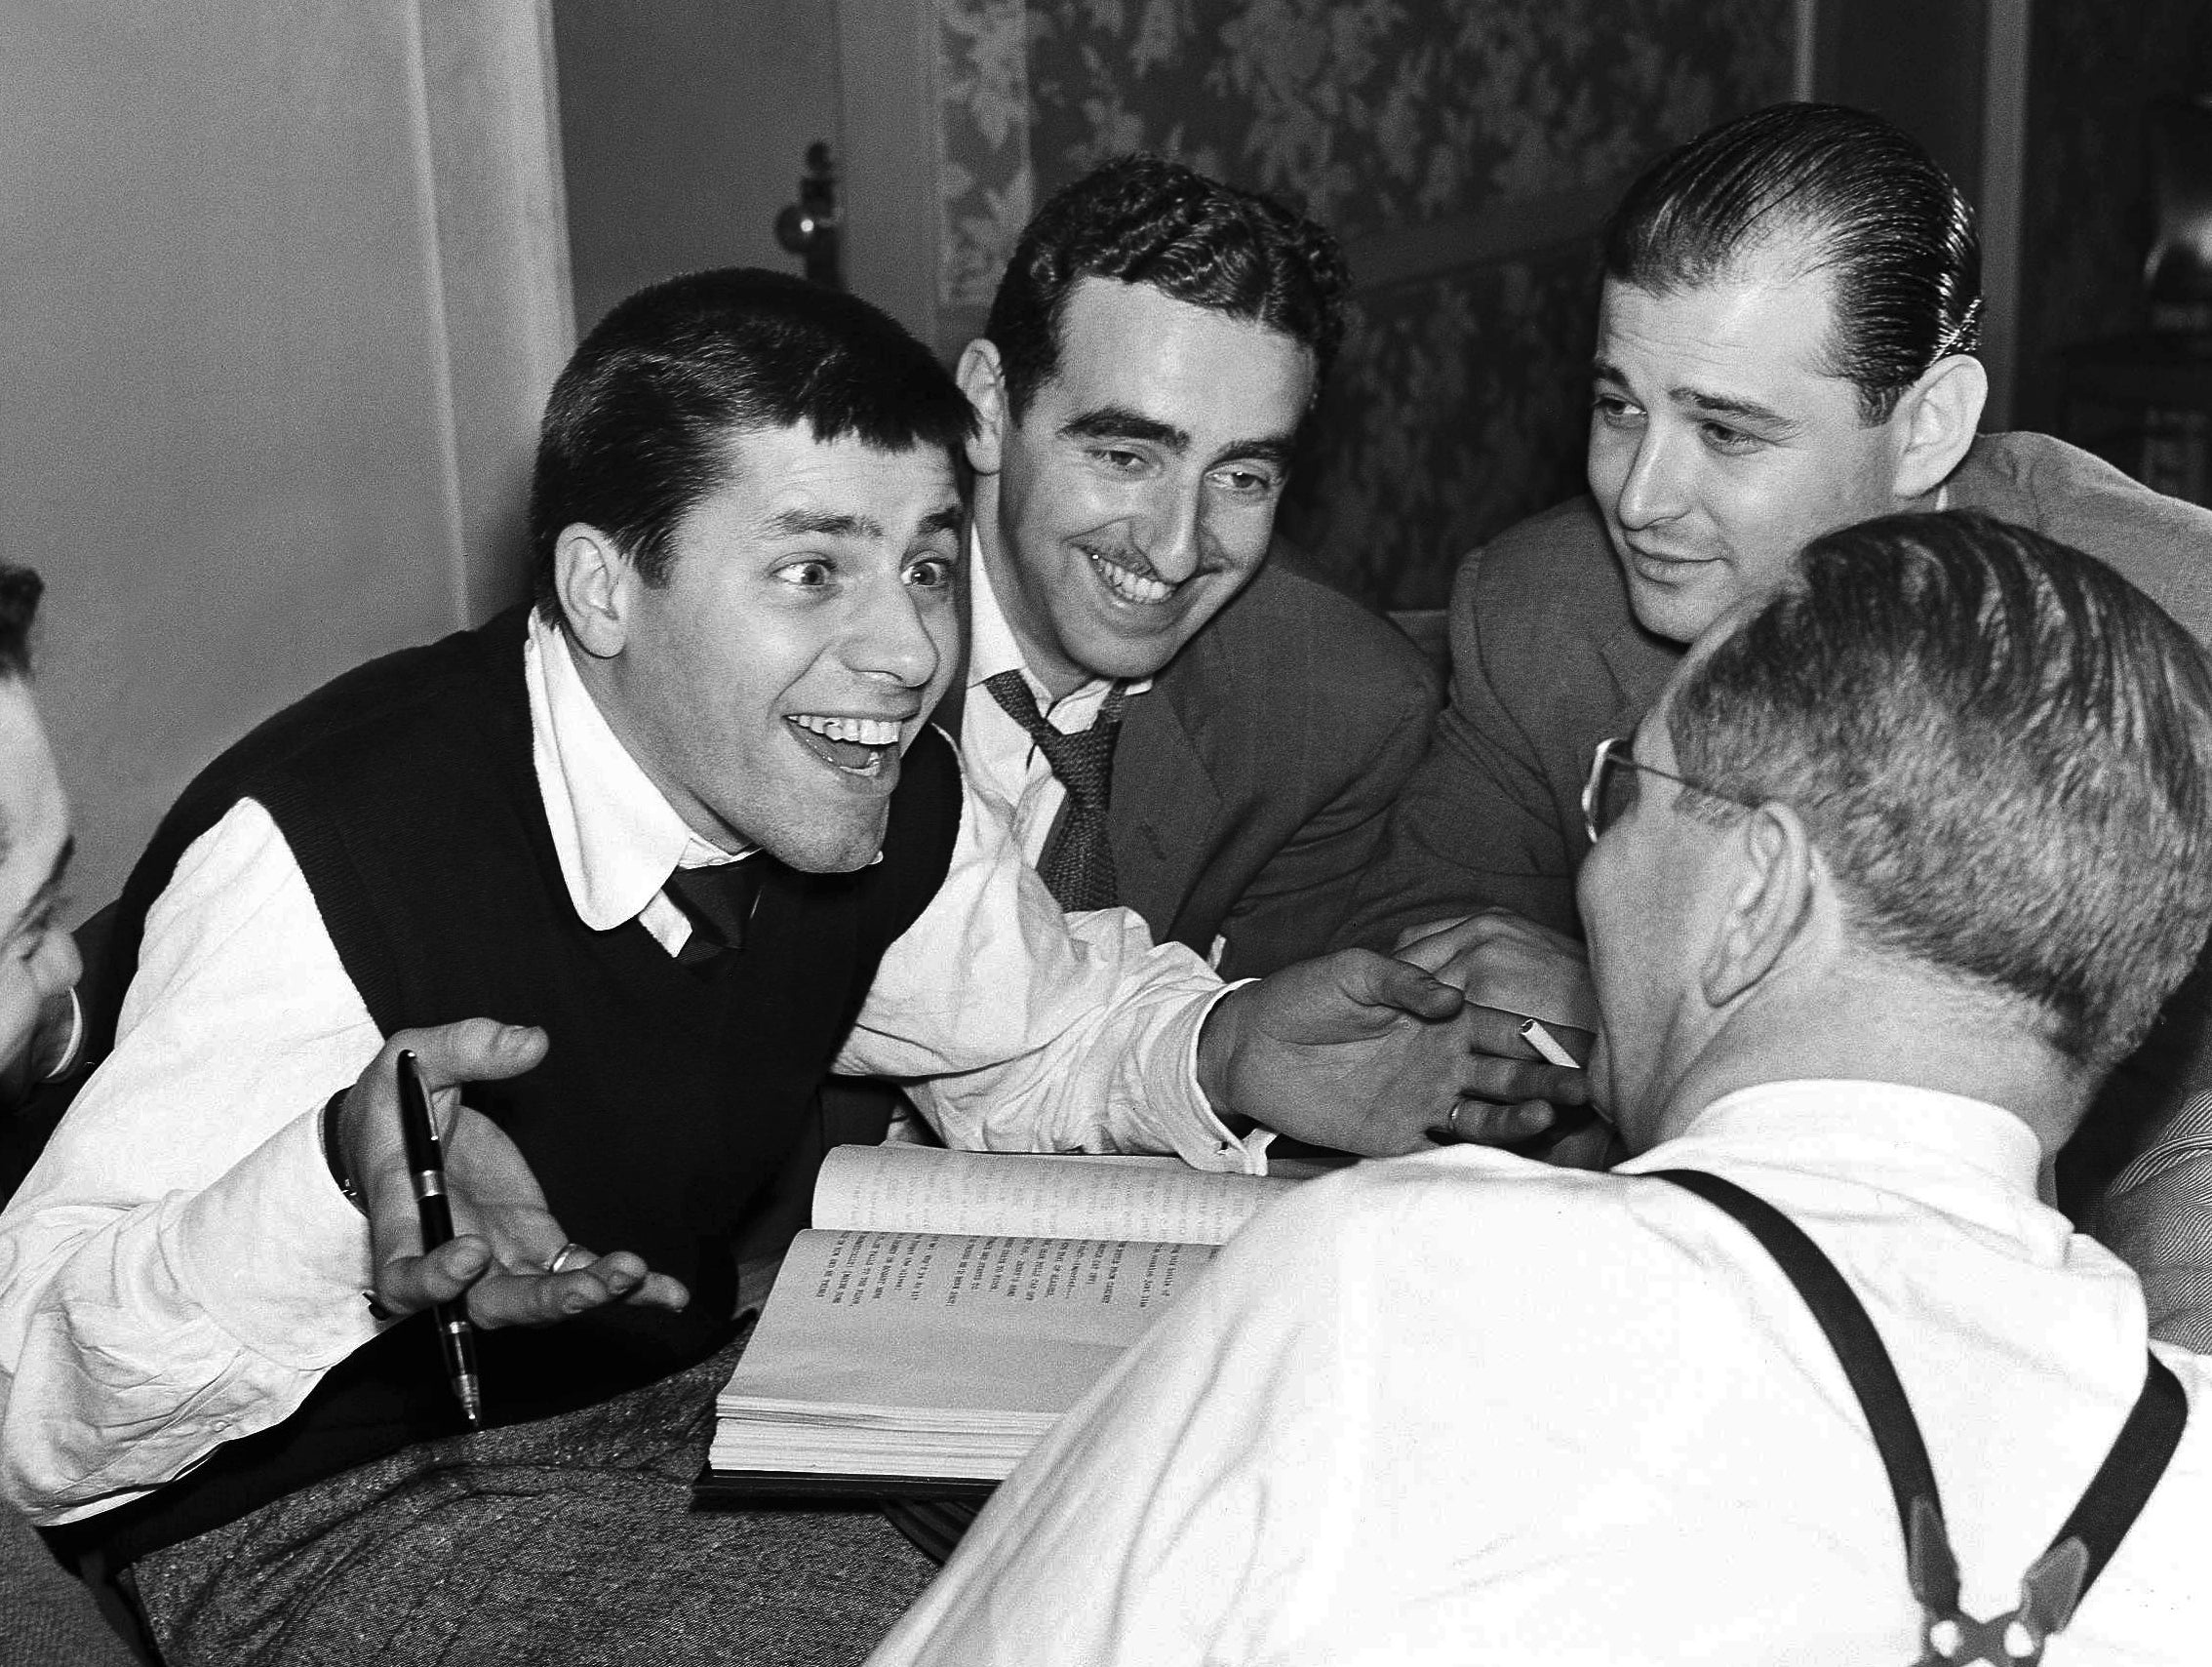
[1060,406,1190,452]
[1060,407,1295,470]
[1212,435,1298,470]
[6,834,72,941]
[763,507,884,541]
[1592,357,1796,431]
[914,504,965,539]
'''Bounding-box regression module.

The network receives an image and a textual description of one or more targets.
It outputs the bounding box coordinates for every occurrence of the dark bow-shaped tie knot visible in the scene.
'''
[664,859,764,965]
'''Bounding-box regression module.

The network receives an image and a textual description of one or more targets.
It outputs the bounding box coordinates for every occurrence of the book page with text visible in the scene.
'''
[809,1143,1300,1245]
[722,1224,1218,1419]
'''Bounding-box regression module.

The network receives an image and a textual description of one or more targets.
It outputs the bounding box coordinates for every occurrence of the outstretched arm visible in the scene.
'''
[848,777,1582,1170]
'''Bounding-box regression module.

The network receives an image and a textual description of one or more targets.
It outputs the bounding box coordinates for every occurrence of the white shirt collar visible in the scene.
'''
[524,609,750,934]
[966,526,1153,703]
[1621,1078,2051,1237]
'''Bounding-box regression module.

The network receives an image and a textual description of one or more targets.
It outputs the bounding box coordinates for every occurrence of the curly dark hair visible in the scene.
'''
[985,155,1350,418]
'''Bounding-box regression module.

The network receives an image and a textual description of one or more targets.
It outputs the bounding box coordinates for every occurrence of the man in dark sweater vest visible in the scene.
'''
[0,271,1580,1664]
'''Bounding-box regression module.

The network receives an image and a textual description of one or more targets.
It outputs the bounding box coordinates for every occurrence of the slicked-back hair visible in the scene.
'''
[1603,102,1982,423]
[985,154,1350,418]
[0,566,42,681]
[530,268,973,615]
[1670,510,2212,1072]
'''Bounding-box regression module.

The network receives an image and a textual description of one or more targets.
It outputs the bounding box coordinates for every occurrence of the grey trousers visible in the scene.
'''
[129,1330,934,1667]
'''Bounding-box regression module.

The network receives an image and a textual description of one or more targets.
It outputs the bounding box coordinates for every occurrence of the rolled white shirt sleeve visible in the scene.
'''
[835,762,1267,1173]
[0,799,386,1523]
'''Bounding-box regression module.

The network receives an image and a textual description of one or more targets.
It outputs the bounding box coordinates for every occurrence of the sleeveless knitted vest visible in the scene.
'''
[73,607,960,1561]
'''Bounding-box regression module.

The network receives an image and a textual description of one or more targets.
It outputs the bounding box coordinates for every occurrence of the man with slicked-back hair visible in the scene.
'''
[1338,101,2212,1256]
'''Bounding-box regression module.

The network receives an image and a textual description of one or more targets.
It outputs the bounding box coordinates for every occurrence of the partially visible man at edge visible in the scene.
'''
[0,271,1574,1665]
[876,511,2212,1665]
[949,154,1436,977]
[1337,101,2212,1284]
[0,569,136,1667]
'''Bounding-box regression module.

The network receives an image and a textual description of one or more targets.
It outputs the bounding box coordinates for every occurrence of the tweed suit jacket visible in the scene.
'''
[946,540,1440,980]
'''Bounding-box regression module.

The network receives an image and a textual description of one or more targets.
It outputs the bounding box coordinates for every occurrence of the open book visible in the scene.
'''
[702,1142,1314,1495]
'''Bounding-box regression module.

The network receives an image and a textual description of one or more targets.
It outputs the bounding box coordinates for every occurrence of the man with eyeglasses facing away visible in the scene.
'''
[873,511,2212,1666]
[1336,100,2212,1305]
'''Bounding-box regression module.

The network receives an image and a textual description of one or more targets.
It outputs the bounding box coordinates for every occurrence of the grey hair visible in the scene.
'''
[1671,510,2212,1071]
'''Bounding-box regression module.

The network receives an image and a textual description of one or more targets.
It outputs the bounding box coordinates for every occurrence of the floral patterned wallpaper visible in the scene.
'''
[935,0,1795,608]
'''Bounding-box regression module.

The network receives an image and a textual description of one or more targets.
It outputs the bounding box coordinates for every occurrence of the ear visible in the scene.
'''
[1888,354,1988,502]
[957,338,1008,477]
[1699,804,1819,1010]
[553,523,632,659]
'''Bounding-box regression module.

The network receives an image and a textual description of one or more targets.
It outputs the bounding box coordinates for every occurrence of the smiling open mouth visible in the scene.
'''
[1086,550,1177,606]
[786,714,901,776]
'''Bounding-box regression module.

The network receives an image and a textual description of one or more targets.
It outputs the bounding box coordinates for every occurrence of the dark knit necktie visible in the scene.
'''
[984,670,1130,911]
[665,860,764,965]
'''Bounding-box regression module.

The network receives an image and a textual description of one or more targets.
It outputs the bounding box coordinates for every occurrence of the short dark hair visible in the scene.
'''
[985,155,1350,418]
[1671,510,2212,1072]
[0,566,42,681]
[530,268,973,614]
[1602,102,1981,423]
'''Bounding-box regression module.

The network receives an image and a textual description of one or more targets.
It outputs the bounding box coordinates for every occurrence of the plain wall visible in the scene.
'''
[1,1,563,921]
[555,0,839,335]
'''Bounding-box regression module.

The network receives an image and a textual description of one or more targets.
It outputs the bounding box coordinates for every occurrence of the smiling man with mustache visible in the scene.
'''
[952,156,1439,980]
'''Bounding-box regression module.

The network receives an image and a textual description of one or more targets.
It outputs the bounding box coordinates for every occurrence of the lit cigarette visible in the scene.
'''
[1518,1016,1581,1069]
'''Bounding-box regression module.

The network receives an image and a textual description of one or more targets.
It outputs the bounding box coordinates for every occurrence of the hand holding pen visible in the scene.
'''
[396,1048,484,1426]
[332,1020,690,1412]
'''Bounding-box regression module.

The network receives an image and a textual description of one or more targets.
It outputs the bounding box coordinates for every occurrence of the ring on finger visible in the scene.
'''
[1445,1099,1464,1137]
[545,1242,593,1275]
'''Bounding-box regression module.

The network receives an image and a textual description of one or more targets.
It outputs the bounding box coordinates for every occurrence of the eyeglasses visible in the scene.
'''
[1580,734,1759,845]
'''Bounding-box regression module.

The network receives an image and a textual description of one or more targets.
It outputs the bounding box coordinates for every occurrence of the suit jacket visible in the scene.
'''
[1334,429,2212,1224]
[1339,430,2212,951]
[947,541,1440,980]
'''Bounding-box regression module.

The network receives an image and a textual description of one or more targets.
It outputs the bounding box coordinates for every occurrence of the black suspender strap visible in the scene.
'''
[1649,1168,2187,1660]
[2044,1352,2188,1596]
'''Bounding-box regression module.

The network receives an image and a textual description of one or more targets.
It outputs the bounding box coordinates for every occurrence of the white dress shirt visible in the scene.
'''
[873,1082,2212,1667]
[960,533,1151,869]
[0,613,1260,1523]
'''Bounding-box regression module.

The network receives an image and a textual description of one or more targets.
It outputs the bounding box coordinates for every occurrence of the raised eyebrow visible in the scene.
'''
[1594,358,1794,431]
[912,505,966,540]
[1672,386,1795,430]
[764,507,884,540]
[1059,407,1191,453]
